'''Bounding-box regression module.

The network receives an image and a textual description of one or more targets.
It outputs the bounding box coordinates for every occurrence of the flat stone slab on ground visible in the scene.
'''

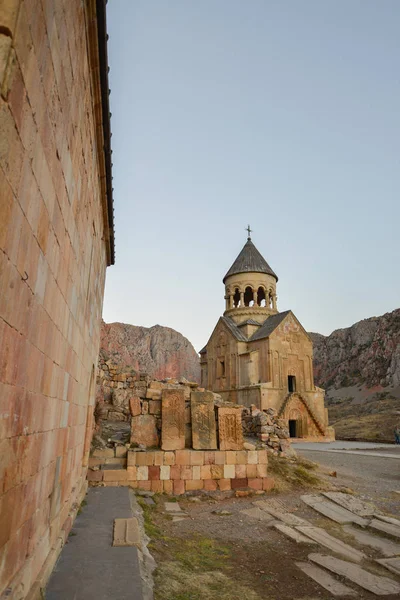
[113,518,141,547]
[295,561,357,597]
[240,507,275,522]
[296,526,366,562]
[164,502,183,513]
[172,515,189,522]
[376,557,400,577]
[323,491,376,517]
[253,501,309,526]
[343,525,400,558]
[375,514,400,527]
[309,553,400,596]
[274,524,317,544]
[369,519,400,540]
[301,495,369,527]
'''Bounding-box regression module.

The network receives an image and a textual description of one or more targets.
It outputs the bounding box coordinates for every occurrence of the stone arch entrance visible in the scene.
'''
[288,408,302,438]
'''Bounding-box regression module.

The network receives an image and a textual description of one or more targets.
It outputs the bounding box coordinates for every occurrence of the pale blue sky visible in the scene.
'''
[104,1,399,352]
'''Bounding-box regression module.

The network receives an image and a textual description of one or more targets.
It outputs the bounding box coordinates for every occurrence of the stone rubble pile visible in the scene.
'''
[242,405,294,457]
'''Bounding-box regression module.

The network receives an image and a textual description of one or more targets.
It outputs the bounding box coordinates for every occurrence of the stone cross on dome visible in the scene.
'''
[246,224,253,240]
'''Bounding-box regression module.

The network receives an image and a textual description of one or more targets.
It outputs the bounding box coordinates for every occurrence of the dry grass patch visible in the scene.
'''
[268,454,322,491]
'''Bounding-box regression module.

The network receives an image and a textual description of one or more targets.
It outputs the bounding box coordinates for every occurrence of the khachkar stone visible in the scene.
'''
[218,406,244,450]
[191,391,217,450]
[161,389,185,450]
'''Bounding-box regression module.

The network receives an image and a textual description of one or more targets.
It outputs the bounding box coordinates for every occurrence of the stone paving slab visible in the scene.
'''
[295,561,357,596]
[113,518,141,547]
[376,557,400,577]
[240,507,275,522]
[253,501,309,526]
[343,525,400,558]
[296,527,366,562]
[274,524,317,544]
[46,487,143,600]
[164,502,183,513]
[375,515,400,527]
[301,495,369,527]
[323,492,376,517]
[369,519,400,540]
[309,553,400,596]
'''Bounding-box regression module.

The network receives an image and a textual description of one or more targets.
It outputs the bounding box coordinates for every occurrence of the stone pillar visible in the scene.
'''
[253,289,258,306]
[225,296,229,311]
[229,295,234,309]
[273,294,277,310]
[239,291,244,307]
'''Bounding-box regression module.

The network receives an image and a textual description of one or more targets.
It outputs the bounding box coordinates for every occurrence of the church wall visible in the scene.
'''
[0,1,112,597]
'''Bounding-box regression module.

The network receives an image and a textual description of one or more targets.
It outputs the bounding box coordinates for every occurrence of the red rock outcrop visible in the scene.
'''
[100,321,201,382]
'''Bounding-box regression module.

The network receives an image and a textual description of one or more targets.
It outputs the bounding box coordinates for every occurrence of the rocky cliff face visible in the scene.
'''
[100,321,201,382]
[310,308,400,390]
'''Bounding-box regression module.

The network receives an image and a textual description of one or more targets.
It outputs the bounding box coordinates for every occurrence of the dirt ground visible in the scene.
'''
[142,457,400,600]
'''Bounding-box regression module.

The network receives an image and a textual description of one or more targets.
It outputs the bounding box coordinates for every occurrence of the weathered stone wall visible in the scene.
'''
[0,1,112,597]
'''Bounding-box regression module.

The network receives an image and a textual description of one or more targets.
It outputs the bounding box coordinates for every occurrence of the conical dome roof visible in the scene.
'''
[223,238,278,283]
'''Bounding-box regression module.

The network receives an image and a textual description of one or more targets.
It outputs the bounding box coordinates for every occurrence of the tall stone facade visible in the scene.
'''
[0,1,114,597]
[200,234,334,442]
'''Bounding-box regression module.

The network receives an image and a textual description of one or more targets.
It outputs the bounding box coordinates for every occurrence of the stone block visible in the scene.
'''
[113,518,140,547]
[135,452,151,467]
[103,469,128,482]
[175,450,190,465]
[148,466,160,481]
[146,388,162,400]
[223,465,235,479]
[258,450,268,465]
[130,482,139,489]
[185,480,204,491]
[137,481,151,491]
[180,466,192,480]
[137,466,149,481]
[218,406,244,450]
[115,446,128,458]
[153,451,164,466]
[129,397,141,416]
[149,381,163,390]
[204,451,216,464]
[235,465,246,479]
[149,400,161,415]
[141,401,149,414]
[170,465,181,480]
[210,465,224,480]
[173,480,185,495]
[262,477,275,491]
[246,464,257,478]
[225,451,237,465]
[204,479,218,491]
[87,470,103,482]
[257,464,268,478]
[164,451,176,466]
[248,451,258,464]
[127,467,137,480]
[92,448,114,458]
[151,480,163,493]
[192,466,201,480]
[161,389,186,450]
[218,479,232,491]
[190,451,204,466]
[190,391,217,449]
[163,480,173,494]
[127,451,140,467]
[130,415,159,448]
[231,478,248,489]
[200,465,212,480]
[248,479,263,490]
[214,451,225,465]
[160,466,170,480]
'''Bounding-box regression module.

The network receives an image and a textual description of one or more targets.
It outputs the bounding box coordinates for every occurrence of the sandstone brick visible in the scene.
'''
[200,465,212,480]
[115,446,127,458]
[204,451,216,464]
[129,481,138,489]
[149,400,161,415]
[153,451,164,466]
[175,450,190,465]
[204,479,218,491]
[151,480,163,493]
[137,466,149,481]
[235,464,246,479]
[180,466,192,480]
[129,397,141,416]
[163,451,176,466]
[148,466,160,481]
[134,452,150,466]
[223,465,235,479]
[170,465,181,480]
[190,450,204,466]
[248,478,263,490]
[214,451,225,465]
[185,480,204,491]
[225,451,237,465]
[231,478,248,489]
[93,448,114,458]
[262,477,275,491]
[236,451,247,465]
[257,450,268,465]
[160,466,170,480]
[127,467,137,480]
[210,465,224,480]
[246,464,257,478]
[163,480,173,494]
[103,470,128,482]
[247,451,258,465]
[256,464,268,478]
[137,481,152,491]
[173,480,185,495]
[130,415,159,447]
[87,470,103,482]
[218,479,231,491]
[192,466,201,480]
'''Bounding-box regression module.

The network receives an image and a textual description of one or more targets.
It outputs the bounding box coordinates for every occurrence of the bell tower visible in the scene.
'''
[223,229,278,325]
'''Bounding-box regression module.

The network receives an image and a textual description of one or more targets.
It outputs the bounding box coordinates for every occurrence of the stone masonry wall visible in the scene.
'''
[0,1,111,597]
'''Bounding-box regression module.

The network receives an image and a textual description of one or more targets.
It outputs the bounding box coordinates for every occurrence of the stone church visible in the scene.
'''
[200,233,334,441]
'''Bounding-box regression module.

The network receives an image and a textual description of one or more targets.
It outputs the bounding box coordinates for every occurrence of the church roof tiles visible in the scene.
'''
[223,238,278,283]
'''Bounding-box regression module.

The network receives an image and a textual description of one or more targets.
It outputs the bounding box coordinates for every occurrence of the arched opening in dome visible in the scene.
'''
[257,287,266,307]
[233,288,240,307]
[244,286,253,307]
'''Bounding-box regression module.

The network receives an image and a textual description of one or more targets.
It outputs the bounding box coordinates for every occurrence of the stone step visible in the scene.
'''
[375,515,400,527]
[113,518,141,547]
[301,495,369,527]
[253,501,309,526]
[343,525,400,558]
[323,492,376,517]
[295,561,357,597]
[369,519,400,541]
[240,507,275,522]
[296,526,366,563]
[376,557,400,577]
[274,524,317,544]
[309,553,400,596]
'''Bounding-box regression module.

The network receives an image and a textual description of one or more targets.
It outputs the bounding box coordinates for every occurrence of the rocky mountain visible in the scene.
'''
[310,308,400,390]
[100,321,201,382]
